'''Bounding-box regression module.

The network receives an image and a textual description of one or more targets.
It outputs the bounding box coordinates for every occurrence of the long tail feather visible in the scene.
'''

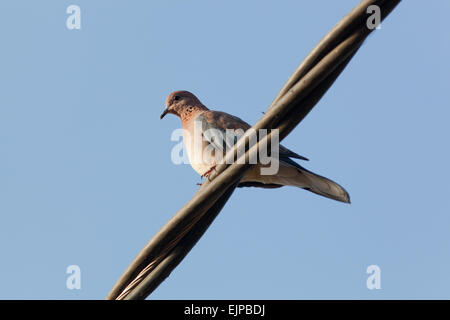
[295,169,350,203]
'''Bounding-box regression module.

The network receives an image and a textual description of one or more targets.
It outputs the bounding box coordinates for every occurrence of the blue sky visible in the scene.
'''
[1,0,449,299]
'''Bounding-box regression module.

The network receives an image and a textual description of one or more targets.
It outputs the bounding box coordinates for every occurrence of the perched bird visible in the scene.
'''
[160,90,350,203]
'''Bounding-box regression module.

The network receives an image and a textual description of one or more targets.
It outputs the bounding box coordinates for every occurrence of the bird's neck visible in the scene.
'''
[179,104,208,123]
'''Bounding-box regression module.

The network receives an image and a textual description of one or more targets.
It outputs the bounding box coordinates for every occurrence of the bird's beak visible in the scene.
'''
[160,108,169,119]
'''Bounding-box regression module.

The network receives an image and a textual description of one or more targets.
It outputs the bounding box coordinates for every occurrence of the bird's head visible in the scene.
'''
[160,90,205,119]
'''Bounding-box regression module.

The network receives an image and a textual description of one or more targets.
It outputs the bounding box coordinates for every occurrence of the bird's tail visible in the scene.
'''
[291,168,351,203]
[239,160,351,203]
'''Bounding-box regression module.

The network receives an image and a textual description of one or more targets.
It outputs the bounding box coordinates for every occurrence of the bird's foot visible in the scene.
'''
[201,164,217,178]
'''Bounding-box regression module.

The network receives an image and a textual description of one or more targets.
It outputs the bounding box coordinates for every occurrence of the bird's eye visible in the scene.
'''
[173,95,181,101]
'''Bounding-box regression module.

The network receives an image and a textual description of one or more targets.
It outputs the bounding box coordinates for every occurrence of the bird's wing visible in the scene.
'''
[196,110,308,160]
[196,111,249,153]
[279,145,309,161]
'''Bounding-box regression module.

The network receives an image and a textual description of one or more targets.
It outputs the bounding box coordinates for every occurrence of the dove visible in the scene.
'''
[160,90,350,203]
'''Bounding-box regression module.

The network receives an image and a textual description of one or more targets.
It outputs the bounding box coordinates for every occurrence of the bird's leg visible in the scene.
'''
[201,164,217,178]
[197,165,217,187]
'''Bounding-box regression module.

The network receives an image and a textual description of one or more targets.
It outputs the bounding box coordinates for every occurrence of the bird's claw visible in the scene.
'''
[201,165,217,178]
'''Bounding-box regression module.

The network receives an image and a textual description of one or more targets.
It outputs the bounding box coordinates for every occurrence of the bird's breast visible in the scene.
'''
[182,122,212,176]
